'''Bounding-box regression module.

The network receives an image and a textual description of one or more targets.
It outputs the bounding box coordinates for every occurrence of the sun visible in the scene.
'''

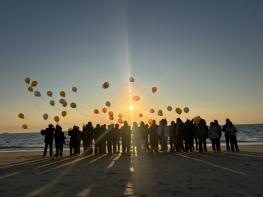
[129,105,134,111]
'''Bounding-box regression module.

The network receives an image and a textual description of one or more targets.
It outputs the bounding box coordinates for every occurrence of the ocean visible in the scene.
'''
[0,124,263,152]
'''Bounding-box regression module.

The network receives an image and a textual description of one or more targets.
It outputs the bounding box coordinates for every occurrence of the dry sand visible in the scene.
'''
[0,144,262,197]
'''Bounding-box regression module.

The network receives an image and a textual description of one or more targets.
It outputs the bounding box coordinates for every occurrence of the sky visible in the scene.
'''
[0,0,263,132]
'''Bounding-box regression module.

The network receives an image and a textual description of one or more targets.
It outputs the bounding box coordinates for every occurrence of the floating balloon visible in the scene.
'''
[72,87,77,92]
[62,101,68,107]
[193,116,201,125]
[94,109,99,114]
[118,113,123,118]
[18,113,24,119]
[34,91,41,97]
[70,102,77,108]
[108,111,114,117]
[105,101,111,107]
[60,91,66,97]
[31,81,38,87]
[50,100,55,106]
[158,110,163,116]
[149,108,155,113]
[109,116,114,121]
[102,82,110,89]
[129,77,135,82]
[61,111,67,117]
[24,77,31,84]
[167,106,172,112]
[59,98,67,105]
[148,119,154,125]
[43,113,48,120]
[22,124,28,129]
[152,86,157,93]
[184,107,190,113]
[118,119,124,124]
[102,107,107,113]
[28,86,33,92]
[47,91,53,97]
[132,95,140,101]
[175,108,182,115]
[138,113,143,118]
[54,116,60,123]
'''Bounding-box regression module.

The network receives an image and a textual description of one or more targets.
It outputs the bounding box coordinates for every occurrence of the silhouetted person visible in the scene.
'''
[169,121,176,152]
[112,124,120,153]
[183,120,195,152]
[68,126,81,156]
[149,120,158,153]
[196,119,208,152]
[106,124,114,154]
[100,124,107,154]
[208,120,221,152]
[121,121,131,154]
[133,122,143,154]
[222,119,239,152]
[175,118,184,152]
[82,122,94,154]
[54,125,65,157]
[42,124,55,157]
[94,124,101,155]
[139,121,148,153]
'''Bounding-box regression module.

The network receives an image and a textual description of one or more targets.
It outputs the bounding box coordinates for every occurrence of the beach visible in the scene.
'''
[0,144,262,197]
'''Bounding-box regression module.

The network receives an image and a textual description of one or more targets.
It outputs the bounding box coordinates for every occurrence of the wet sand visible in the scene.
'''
[0,144,262,197]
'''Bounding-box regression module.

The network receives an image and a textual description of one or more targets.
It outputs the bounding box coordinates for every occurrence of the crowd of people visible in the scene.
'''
[40,118,240,157]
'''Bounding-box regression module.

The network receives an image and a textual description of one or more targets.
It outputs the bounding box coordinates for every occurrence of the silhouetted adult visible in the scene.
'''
[133,122,143,154]
[100,124,107,154]
[42,124,55,157]
[208,120,222,152]
[222,119,239,152]
[183,120,195,152]
[139,121,148,153]
[94,124,101,155]
[106,124,114,154]
[121,121,131,154]
[112,124,120,153]
[54,125,65,157]
[169,121,176,152]
[196,119,208,152]
[68,126,81,156]
[82,122,94,154]
[149,120,158,153]
[175,118,184,152]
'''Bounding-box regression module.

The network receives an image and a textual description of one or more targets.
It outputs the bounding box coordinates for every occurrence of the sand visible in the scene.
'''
[0,144,262,197]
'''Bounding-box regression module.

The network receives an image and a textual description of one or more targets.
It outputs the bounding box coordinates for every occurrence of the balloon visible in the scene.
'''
[132,95,140,101]
[47,91,53,97]
[108,111,114,117]
[28,86,33,92]
[31,81,38,87]
[118,113,123,118]
[24,77,31,84]
[158,110,163,116]
[102,82,110,89]
[138,113,143,118]
[149,108,155,113]
[72,87,77,92]
[22,124,28,129]
[152,86,157,93]
[193,116,201,125]
[175,108,182,115]
[94,109,99,114]
[62,102,68,107]
[70,102,77,108]
[43,113,48,120]
[54,116,60,123]
[18,113,24,119]
[59,98,67,105]
[109,116,114,121]
[50,100,55,106]
[167,106,172,112]
[61,111,67,117]
[60,91,66,97]
[129,77,135,82]
[105,101,111,107]
[118,119,124,124]
[102,107,107,113]
[34,91,41,97]
[184,107,190,113]
[148,119,154,125]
